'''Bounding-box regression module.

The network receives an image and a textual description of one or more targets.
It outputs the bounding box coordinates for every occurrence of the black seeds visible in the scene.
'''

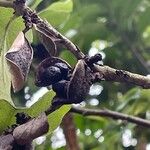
[52,80,68,98]
[15,112,31,125]
[43,66,62,85]
[55,63,70,78]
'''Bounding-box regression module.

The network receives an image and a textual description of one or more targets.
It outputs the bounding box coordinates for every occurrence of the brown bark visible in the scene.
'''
[62,113,80,150]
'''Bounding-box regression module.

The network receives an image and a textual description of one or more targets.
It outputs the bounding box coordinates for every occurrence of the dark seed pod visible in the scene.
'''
[55,62,70,79]
[15,112,31,125]
[40,66,62,86]
[88,53,102,64]
[85,53,102,68]
[52,80,69,98]
[67,59,94,104]
[35,57,72,87]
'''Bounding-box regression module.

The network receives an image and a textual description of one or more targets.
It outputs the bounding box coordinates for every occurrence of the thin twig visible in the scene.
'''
[71,106,150,128]
[122,34,150,73]
[130,47,150,73]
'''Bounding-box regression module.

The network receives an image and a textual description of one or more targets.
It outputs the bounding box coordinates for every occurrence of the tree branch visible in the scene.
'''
[62,113,80,150]
[94,65,150,89]
[0,1,13,8]
[0,113,49,149]
[0,2,149,149]
[23,5,150,89]
[1,0,150,88]
[13,113,49,145]
[0,134,14,150]
[70,106,150,128]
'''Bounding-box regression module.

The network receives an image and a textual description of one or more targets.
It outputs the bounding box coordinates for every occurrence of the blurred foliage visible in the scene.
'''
[0,0,150,150]
[0,90,70,134]
[31,0,149,149]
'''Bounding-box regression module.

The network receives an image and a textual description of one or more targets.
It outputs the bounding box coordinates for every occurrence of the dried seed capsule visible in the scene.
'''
[88,53,102,64]
[52,80,68,98]
[35,66,62,86]
[67,59,94,104]
[35,57,72,87]
[44,66,62,85]
[55,62,70,79]
[85,53,102,68]
[50,59,95,105]
[15,112,31,125]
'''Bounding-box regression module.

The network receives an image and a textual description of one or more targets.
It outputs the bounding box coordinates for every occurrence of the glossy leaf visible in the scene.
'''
[0,41,12,105]
[0,7,24,52]
[0,7,24,105]
[0,91,70,134]
[30,0,43,10]
[39,0,73,26]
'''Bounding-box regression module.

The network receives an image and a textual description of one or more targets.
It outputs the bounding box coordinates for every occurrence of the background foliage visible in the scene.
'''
[0,0,150,150]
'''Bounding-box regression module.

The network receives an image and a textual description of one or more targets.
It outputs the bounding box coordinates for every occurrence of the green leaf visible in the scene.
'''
[39,0,73,26]
[0,7,24,106]
[30,0,43,10]
[125,89,150,115]
[0,7,24,52]
[48,104,71,133]
[6,17,24,49]
[137,6,150,32]
[116,88,141,112]
[0,100,16,133]
[0,38,13,105]
[0,91,70,134]
[25,91,71,133]
[0,7,13,53]
[116,88,150,115]
[87,116,108,129]
[60,50,77,67]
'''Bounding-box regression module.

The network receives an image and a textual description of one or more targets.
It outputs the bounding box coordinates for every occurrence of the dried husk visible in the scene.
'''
[5,32,33,92]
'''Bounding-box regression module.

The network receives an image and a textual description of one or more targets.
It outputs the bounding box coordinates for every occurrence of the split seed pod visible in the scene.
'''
[34,24,57,56]
[67,59,94,103]
[35,57,72,87]
[5,32,33,92]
